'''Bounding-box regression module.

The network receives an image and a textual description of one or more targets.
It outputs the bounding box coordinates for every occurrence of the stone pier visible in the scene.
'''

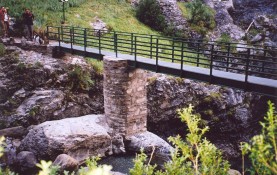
[103,56,148,137]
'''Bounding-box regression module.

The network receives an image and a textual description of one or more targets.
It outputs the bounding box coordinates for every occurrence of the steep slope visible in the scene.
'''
[0,0,159,34]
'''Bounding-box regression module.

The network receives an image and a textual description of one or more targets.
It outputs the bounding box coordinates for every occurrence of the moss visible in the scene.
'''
[203,109,214,117]
[29,106,41,117]
[175,77,184,84]
[16,62,27,72]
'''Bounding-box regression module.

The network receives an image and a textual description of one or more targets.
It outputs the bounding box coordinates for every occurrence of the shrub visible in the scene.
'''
[130,104,230,175]
[68,65,94,91]
[185,0,216,35]
[242,101,277,175]
[136,0,167,32]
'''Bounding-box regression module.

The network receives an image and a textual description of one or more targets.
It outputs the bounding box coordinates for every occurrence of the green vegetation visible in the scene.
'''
[85,58,103,75]
[130,104,230,175]
[242,101,277,175]
[68,65,94,91]
[136,0,167,32]
[0,43,5,56]
[178,0,216,35]
[0,0,158,35]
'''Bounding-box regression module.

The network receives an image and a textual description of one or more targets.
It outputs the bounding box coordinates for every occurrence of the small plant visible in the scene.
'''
[136,0,167,32]
[0,43,5,56]
[68,65,94,91]
[130,105,230,175]
[242,101,277,175]
[185,0,216,35]
[29,106,41,117]
[16,62,27,72]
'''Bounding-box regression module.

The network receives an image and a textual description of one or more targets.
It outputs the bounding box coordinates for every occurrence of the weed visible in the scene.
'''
[85,58,103,75]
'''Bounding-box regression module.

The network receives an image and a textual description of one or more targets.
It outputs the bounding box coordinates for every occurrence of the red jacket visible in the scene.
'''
[0,10,4,21]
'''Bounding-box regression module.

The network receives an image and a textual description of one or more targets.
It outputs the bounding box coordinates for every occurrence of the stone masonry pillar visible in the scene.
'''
[103,56,147,138]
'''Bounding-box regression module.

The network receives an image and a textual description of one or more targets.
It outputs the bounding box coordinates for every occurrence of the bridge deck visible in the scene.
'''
[52,42,277,97]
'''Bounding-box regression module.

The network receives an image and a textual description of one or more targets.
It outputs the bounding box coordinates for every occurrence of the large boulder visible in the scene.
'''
[20,115,113,162]
[126,131,173,166]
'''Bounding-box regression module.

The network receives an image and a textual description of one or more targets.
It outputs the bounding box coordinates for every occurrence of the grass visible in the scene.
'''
[0,0,159,35]
[85,58,103,75]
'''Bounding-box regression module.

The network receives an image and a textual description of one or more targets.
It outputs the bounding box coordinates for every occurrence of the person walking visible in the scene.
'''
[3,8,9,37]
[22,8,34,40]
[0,6,5,38]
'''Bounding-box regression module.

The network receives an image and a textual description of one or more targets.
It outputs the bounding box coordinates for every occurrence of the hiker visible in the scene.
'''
[22,8,34,40]
[3,8,9,37]
[0,6,5,38]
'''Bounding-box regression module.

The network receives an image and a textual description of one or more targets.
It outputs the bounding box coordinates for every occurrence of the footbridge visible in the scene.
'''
[47,26,277,97]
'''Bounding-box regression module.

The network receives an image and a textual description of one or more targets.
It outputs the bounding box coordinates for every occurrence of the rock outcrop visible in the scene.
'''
[204,0,245,41]
[20,115,112,162]
[0,44,104,128]
[147,74,270,167]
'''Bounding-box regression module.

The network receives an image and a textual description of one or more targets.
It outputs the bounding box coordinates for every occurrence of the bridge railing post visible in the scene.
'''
[150,35,153,59]
[84,28,87,56]
[72,27,75,45]
[209,44,214,83]
[134,36,137,67]
[58,27,61,47]
[245,48,251,86]
[98,30,101,54]
[262,46,266,73]
[131,33,134,55]
[61,25,64,42]
[70,28,73,54]
[172,38,175,63]
[226,43,230,72]
[155,38,159,72]
[196,42,200,67]
[114,32,118,58]
[46,26,49,39]
[180,41,184,76]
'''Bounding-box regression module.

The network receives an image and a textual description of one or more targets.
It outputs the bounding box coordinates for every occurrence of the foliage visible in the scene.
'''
[136,0,167,32]
[0,43,5,56]
[85,58,103,75]
[242,101,277,175]
[68,65,94,91]
[130,104,230,175]
[184,0,216,35]
[216,33,236,52]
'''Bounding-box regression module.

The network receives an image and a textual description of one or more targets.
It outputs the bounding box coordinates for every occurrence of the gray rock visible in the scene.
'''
[250,33,264,44]
[53,154,79,172]
[111,172,127,175]
[16,151,38,173]
[112,135,126,155]
[126,131,173,166]
[0,126,27,138]
[20,115,112,162]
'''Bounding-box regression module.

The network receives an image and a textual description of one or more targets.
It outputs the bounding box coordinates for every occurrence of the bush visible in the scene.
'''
[130,104,230,175]
[185,0,216,35]
[242,101,277,175]
[136,0,167,32]
[68,65,94,91]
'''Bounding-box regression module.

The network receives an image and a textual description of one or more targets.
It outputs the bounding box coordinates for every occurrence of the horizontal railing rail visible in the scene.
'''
[46,26,277,85]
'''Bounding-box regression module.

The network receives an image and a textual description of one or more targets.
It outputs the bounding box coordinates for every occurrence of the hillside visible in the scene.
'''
[0,0,159,34]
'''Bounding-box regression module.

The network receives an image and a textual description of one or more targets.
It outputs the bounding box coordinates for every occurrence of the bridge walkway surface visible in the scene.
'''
[51,41,277,98]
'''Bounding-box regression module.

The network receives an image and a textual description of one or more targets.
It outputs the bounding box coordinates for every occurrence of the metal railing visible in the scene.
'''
[47,26,277,83]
